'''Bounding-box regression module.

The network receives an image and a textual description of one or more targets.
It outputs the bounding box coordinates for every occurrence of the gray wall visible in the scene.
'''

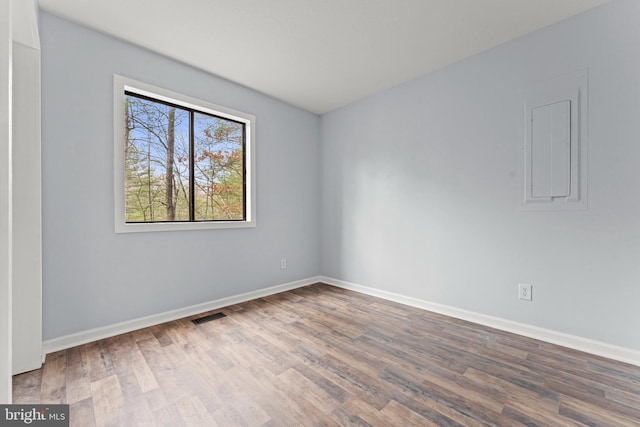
[321,0,640,350]
[40,12,321,340]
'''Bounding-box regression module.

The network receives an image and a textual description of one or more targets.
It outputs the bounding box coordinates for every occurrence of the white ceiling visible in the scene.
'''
[38,0,610,114]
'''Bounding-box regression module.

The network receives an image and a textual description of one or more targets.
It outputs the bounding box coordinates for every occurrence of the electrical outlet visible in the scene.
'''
[280,258,287,270]
[518,283,532,301]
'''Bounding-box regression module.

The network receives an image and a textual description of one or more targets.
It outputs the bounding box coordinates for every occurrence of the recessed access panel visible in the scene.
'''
[531,100,570,199]
[520,70,587,211]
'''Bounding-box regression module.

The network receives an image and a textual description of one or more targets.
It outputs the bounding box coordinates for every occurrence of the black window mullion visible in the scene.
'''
[242,124,247,221]
[189,111,195,222]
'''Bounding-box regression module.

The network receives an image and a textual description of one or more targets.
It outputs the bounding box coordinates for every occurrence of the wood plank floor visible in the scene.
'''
[13,283,640,426]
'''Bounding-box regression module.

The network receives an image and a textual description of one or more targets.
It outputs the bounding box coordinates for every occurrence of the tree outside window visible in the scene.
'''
[124,93,245,223]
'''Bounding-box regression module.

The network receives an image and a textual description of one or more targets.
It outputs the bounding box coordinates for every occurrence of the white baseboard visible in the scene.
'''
[42,275,640,368]
[320,276,640,367]
[42,276,321,357]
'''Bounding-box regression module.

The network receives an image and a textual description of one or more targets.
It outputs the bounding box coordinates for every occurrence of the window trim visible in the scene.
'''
[114,75,256,233]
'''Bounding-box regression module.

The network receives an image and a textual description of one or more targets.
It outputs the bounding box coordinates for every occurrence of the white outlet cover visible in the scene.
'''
[519,283,532,301]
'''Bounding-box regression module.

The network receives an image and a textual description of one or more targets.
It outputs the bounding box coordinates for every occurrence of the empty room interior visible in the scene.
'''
[2,0,640,425]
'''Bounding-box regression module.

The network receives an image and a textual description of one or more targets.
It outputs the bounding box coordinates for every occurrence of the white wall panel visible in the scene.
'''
[12,40,42,375]
[0,0,13,404]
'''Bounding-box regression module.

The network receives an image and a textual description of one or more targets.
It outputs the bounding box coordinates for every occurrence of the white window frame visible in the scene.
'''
[114,75,256,233]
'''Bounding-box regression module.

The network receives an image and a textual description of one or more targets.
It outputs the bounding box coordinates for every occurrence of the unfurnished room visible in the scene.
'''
[1,0,640,426]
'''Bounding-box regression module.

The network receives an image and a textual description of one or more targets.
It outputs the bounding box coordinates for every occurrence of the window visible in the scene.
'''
[114,76,256,232]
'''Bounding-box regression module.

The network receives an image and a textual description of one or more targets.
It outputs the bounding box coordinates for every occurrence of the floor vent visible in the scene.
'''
[192,312,227,325]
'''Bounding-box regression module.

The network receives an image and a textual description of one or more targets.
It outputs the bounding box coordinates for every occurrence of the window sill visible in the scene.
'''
[115,220,256,234]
